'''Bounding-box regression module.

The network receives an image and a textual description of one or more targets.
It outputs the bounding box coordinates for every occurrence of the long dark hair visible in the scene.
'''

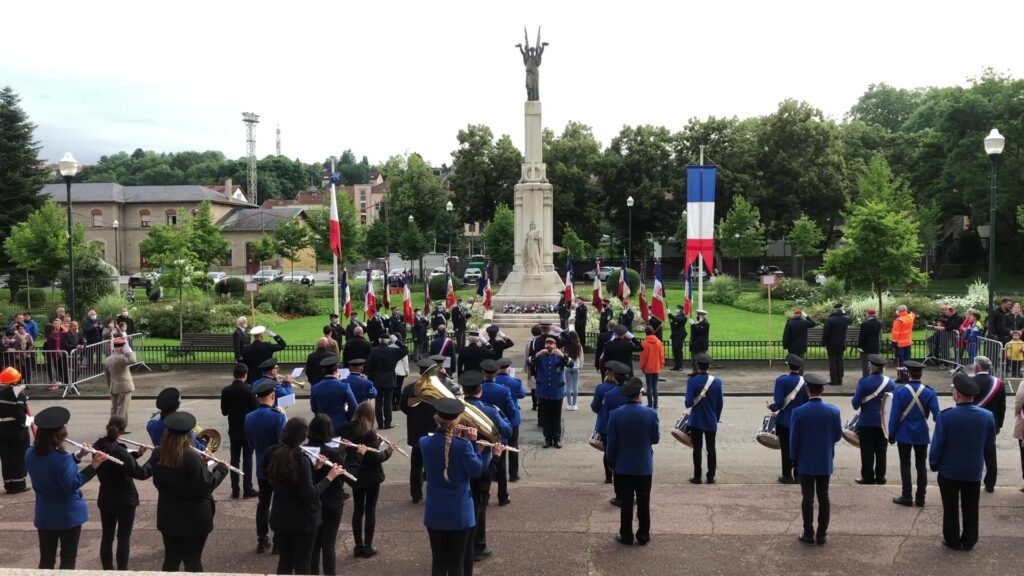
[564,331,581,360]
[352,401,375,437]
[158,430,189,468]
[33,426,68,456]
[307,414,334,444]
[268,417,308,488]
[94,416,127,453]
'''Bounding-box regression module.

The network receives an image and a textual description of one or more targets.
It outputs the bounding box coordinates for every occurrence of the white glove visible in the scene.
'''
[266,330,277,338]
[390,334,398,343]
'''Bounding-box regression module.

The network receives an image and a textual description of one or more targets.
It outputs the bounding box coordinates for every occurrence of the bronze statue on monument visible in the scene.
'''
[515,26,548,101]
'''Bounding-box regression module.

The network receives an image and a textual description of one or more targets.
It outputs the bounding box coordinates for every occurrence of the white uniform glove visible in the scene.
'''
[266,330,277,338]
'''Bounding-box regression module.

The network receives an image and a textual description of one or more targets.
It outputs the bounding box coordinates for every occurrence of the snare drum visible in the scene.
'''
[842,412,861,447]
[755,413,781,449]
[670,413,694,448]
[588,432,605,452]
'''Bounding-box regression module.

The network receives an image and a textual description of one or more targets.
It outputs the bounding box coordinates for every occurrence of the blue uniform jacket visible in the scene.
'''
[598,385,629,436]
[25,449,96,530]
[343,374,378,405]
[606,402,660,476]
[929,404,996,482]
[146,417,205,450]
[467,397,513,443]
[244,404,286,480]
[251,375,293,408]
[684,373,724,432]
[420,432,492,530]
[310,376,359,432]
[494,373,526,427]
[534,353,567,400]
[591,381,617,434]
[772,372,807,428]
[851,373,894,428]
[888,382,941,445]
[790,398,843,476]
[481,380,518,428]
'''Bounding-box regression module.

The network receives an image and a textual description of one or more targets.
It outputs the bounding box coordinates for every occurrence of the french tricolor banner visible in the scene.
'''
[686,165,716,285]
[365,268,377,319]
[591,258,604,312]
[651,259,666,322]
[341,271,352,318]
[402,273,414,325]
[564,253,575,304]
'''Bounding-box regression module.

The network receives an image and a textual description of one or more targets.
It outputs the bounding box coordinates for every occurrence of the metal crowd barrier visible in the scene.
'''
[923,328,964,373]
[2,349,73,395]
[972,336,1007,380]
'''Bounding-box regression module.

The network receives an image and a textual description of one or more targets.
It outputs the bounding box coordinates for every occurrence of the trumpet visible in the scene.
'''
[65,439,124,465]
[376,432,409,458]
[190,446,245,476]
[276,374,305,389]
[300,446,358,482]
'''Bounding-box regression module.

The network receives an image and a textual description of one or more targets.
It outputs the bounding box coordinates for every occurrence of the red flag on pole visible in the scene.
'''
[365,268,377,319]
[638,262,649,322]
[591,258,604,312]
[651,259,666,322]
[328,177,342,257]
[402,274,414,325]
[445,259,457,309]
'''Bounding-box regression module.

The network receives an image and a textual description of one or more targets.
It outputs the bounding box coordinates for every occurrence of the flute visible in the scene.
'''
[65,439,124,465]
[475,440,520,453]
[189,447,245,476]
[335,437,380,453]
[376,433,409,458]
[300,446,358,482]
[120,438,155,450]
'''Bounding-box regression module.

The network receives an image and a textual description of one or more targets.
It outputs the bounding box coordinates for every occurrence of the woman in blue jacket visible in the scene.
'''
[24,406,108,569]
[420,398,501,576]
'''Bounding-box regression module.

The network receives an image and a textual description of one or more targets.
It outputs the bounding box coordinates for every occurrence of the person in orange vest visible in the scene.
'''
[892,305,916,367]
[639,326,666,409]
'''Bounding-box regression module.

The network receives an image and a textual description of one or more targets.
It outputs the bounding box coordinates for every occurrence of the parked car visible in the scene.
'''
[429,266,447,278]
[582,266,620,282]
[128,271,160,289]
[252,269,282,284]
[281,271,315,285]
[687,265,711,281]
[0,274,8,288]
[207,271,227,284]
[366,269,385,282]
[463,267,483,284]
[387,267,407,287]
[753,265,785,277]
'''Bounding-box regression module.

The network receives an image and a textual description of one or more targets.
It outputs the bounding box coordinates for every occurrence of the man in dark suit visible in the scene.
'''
[668,305,688,371]
[970,356,1006,492]
[345,317,365,342]
[857,308,883,377]
[557,293,570,331]
[595,320,617,375]
[366,336,408,429]
[429,326,456,376]
[220,363,257,499]
[241,326,286,385]
[782,308,815,373]
[602,325,643,378]
[688,311,710,376]
[342,326,372,366]
[821,303,852,386]
[304,337,336,386]
[930,373,997,551]
[412,308,429,361]
[790,372,843,545]
[599,300,614,334]
[606,377,659,546]
[457,331,493,375]
[483,325,514,359]
[325,313,345,347]
[618,302,635,333]
[400,359,438,503]
[232,317,250,362]
[574,298,588,340]
[451,299,470,353]
[366,313,387,348]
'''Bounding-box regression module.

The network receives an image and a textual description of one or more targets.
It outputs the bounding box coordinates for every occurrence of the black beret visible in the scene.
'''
[804,373,828,387]
[620,377,643,397]
[496,357,513,368]
[319,356,341,368]
[694,352,712,365]
[347,358,366,366]
[259,357,278,371]
[429,354,447,363]
[156,387,181,411]
[480,359,499,373]
[952,373,980,396]
[613,325,628,335]
[903,360,926,370]
[486,325,500,335]
[34,406,70,430]
[786,353,804,368]
[458,370,484,391]
[254,380,277,397]
[867,354,886,367]
[606,361,629,377]
[416,358,435,370]
[164,411,197,433]
[435,398,465,420]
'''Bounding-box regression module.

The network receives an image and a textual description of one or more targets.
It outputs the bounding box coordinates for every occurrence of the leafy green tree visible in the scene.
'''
[248,235,278,270]
[674,212,687,258]
[560,225,590,260]
[4,201,88,283]
[788,215,825,276]
[483,205,514,266]
[56,249,116,309]
[362,219,390,260]
[139,215,207,339]
[449,125,524,226]
[334,149,372,185]
[381,153,448,247]
[190,200,230,269]
[306,187,363,266]
[917,200,942,273]
[545,122,605,247]
[676,116,765,224]
[0,86,50,271]
[399,219,430,279]
[846,83,924,132]
[274,219,311,275]
[717,196,765,278]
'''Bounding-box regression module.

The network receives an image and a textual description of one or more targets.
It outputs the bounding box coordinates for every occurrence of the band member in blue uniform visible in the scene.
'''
[479,359,517,505]
[930,373,997,551]
[421,398,501,576]
[770,354,808,483]
[25,406,108,569]
[789,373,842,545]
[147,387,205,450]
[888,360,941,507]
[342,358,378,405]
[494,357,526,483]
[684,353,724,484]
[606,377,659,546]
[311,356,359,432]
[851,354,894,484]
[534,335,569,448]
[596,362,630,502]
[245,379,287,554]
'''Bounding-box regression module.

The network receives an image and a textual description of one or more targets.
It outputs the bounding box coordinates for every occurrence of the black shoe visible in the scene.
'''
[985,485,994,493]
[270,543,279,555]
[609,497,621,507]
[231,491,240,499]
[615,534,633,546]
[604,477,613,484]
[706,477,716,485]
[636,535,650,546]
[243,490,259,499]
[498,497,511,506]
[798,534,816,545]
[778,476,795,484]
[353,546,364,558]
[543,439,552,448]
[257,541,271,554]
[532,406,538,411]
[509,476,520,483]
[942,539,962,550]
[412,495,422,504]
[362,546,378,558]
[892,497,914,507]
[816,535,828,545]
[876,478,886,485]
[855,478,874,485]
[689,477,702,485]
[474,548,492,561]
[553,441,563,449]
[915,499,925,507]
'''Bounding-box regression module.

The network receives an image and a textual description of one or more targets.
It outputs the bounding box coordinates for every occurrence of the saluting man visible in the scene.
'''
[851,354,895,484]
[790,373,843,545]
[888,360,941,507]
[606,377,659,546]
[770,354,808,484]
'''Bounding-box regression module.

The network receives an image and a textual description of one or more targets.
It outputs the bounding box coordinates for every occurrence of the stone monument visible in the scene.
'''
[494,27,565,306]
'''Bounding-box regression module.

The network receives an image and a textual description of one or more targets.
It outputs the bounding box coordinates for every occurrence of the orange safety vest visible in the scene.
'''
[892,311,915,347]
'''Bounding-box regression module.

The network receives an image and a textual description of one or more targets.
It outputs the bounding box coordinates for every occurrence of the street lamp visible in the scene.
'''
[112,219,120,277]
[626,195,634,268]
[983,128,1005,314]
[409,215,416,280]
[446,201,454,259]
[59,152,79,319]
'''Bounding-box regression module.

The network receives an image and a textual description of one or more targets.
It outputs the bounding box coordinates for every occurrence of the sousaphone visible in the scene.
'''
[409,364,498,443]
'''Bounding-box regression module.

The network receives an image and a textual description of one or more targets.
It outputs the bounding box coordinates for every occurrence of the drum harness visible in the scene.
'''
[897,383,928,423]
[856,376,892,418]
[681,375,715,424]
[778,377,805,414]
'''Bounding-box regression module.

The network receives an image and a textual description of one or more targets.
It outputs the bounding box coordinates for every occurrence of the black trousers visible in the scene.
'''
[984,436,998,489]
[938,475,980,550]
[410,443,425,500]
[827,349,845,385]
[799,475,830,538]
[275,531,316,575]
[352,484,381,548]
[690,428,717,480]
[0,431,29,492]
[507,426,520,480]
[600,433,613,482]
[859,352,872,378]
[38,525,81,569]
[494,450,509,501]
[777,425,795,479]
[228,433,255,495]
[857,426,888,482]
[671,338,684,369]
[614,474,652,542]
[897,442,928,501]
[393,377,405,410]
[375,387,395,428]
[256,477,275,545]
[538,398,563,442]
[1019,439,1024,481]
[427,527,471,576]
[455,329,466,353]
[312,503,343,576]
[470,474,492,552]
[161,532,208,572]
[99,504,136,570]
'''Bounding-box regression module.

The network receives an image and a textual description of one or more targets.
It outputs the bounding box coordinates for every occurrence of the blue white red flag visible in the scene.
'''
[341,271,352,318]
[651,260,666,322]
[686,165,717,302]
[365,268,377,319]
[402,273,414,325]
[591,258,604,311]
[618,255,630,302]
[445,259,457,309]
[564,253,575,304]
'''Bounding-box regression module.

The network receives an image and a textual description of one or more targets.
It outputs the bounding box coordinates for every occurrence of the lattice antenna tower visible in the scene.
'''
[242,112,260,205]
[276,124,281,156]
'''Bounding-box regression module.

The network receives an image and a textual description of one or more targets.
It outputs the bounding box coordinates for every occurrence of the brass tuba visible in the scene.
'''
[193,424,222,453]
[409,364,498,443]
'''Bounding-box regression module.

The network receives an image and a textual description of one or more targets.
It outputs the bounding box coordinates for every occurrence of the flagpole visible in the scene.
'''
[330,158,339,318]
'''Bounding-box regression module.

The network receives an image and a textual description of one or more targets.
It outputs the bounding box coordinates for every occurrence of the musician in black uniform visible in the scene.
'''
[242,326,287,384]
[689,310,710,376]
[457,331,493,375]
[599,300,614,335]
[0,367,30,493]
[430,304,449,333]
[556,293,570,331]
[92,415,151,570]
[412,309,429,361]
[573,298,588,340]
[452,299,470,353]
[595,320,617,375]
[668,305,688,371]
[970,356,1006,492]
[149,411,228,572]
[308,414,364,576]
[483,325,514,359]
[326,313,345,347]
[366,314,387,348]
[401,359,437,503]
[602,325,643,378]
[220,363,257,499]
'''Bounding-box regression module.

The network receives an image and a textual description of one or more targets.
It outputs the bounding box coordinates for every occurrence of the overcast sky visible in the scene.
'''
[3,1,1021,168]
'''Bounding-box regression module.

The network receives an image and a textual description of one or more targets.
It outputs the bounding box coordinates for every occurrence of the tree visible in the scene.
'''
[362,219,390,260]
[0,86,49,271]
[545,122,605,247]
[335,149,372,185]
[139,215,207,340]
[274,219,311,275]
[189,200,230,269]
[917,200,942,273]
[560,225,590,260]
[717,196,765,279]
[448,125,524,226]
[4,201,88,283]
[399,220,430,279]
[306,187,363,266]
[248,235,278,270]
[846,83,924,132]
[483,205,515,266]
[789,215,826,276]
[674,212,687,258]
[381,153,448,249]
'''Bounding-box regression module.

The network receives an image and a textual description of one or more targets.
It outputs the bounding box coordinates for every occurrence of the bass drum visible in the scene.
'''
[670,413,694,448]
[755,413,780,450]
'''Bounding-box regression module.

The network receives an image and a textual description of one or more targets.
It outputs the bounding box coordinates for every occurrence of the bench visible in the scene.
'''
[806,325,864,347]
[168,333,235,359]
